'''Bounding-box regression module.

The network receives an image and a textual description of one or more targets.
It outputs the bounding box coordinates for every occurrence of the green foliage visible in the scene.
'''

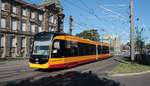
[135,39,145,50]
[145,43,150,49]
[126,42,130,47]
[76,29,100,41]
[135,27,145,50]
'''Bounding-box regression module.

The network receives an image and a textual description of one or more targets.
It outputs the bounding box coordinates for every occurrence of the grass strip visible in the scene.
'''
[112,60,150,75]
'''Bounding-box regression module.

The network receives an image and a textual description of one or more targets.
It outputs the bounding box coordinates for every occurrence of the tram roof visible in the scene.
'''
[35,32,109,46]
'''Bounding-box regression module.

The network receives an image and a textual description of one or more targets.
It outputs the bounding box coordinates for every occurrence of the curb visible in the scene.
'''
[111,70,150,77]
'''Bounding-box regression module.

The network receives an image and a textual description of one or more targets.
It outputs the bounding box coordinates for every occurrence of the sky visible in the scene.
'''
[26,0,150,44]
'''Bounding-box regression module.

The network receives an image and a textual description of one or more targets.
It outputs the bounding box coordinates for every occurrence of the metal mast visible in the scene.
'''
[130,0,135,61]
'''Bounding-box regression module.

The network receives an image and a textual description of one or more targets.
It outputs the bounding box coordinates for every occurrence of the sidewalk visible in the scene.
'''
[0,57,29,63]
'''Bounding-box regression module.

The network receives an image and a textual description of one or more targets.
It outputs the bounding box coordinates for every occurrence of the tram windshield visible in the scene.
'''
[32,45,50,55]
[31,32,53,56]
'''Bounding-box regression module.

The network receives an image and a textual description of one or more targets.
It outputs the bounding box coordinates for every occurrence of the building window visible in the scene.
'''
[31,12,35,19]
[1,18,6,28]
[22,23,26,31]
[49,15,54,23]
[52,16,54,23]
[49,27,55,32]
[54,18,57,24]
[2,3,6,11]
[12,20,17,30]
[39,14,43,21]
[22,9,27,16]
[38,26,42,32]
[12,6,17,14]
[31,24,36,33]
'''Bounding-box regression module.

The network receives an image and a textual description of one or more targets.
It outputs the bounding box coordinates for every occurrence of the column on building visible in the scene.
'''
[5,34,11,57]
[21,37,25,56]
[30,9,37,33]
[49,14,56,32]
[54,15,58,31]
[38,11,44,32]
[0,34,5,58]
[21,13,28,57]
[43,9,49,32]
[10,35,17,58]
[30,23,36,33]
[1,34,7,58]
[16,36,21,57]
[23,17,29,58]
[24,36,30,58]
[11,17,19,57]
[58,13,65,32]
[5,4,12,57]
[0,35,2,57]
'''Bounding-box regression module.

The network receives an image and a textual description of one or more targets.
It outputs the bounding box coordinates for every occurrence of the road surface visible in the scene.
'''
[0,56,149,86]
[113,72,150,86]
[0,57,119,86]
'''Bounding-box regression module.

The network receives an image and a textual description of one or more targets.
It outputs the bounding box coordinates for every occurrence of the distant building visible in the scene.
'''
[0,0,64,58]
[102,35,121,55]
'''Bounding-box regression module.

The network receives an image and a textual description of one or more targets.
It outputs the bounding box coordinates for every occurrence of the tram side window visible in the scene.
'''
[91,44,96,55]
[51,40,63,58]
[52,40,80,58]
[62,41,79,57]
[98,45,101,54]
[78,43,96,56]
[102,46,105,54]
[63,41,71,57]
[71,41,79,56]
[88,44,96,55]
[86,44,91,55]
[60,41,97,57]
[102,46,109,54]
[78,43,86,56]
[106,46,109,53]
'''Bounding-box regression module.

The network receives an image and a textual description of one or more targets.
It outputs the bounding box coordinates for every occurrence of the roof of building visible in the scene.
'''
[41,0,63,12]
[15,0,37,9]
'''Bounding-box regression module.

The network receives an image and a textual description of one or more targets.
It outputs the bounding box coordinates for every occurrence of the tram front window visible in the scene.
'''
[32,45,49,56]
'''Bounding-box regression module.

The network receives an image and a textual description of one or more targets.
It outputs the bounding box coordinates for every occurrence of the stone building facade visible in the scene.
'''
[0,0,64,58]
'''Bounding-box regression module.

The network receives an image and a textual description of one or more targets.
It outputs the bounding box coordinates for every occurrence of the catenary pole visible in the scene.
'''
[130,0,135,61]
[69,15,73,35]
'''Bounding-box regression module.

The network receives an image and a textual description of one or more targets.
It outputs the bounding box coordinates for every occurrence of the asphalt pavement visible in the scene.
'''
[112,72,150,86]
[0,56,150,86]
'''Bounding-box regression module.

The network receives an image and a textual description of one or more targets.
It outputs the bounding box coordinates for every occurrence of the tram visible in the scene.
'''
[29,32,112,69]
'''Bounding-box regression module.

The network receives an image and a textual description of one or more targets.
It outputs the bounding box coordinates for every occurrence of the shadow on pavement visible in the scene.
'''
[3,71,123,86]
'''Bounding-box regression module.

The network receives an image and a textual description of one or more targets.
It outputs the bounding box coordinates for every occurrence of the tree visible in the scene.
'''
[76,29,100,41]
[134,27,146,63]
[135,27,145,52]
[126,42,130,47]
[145,43,150,49]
